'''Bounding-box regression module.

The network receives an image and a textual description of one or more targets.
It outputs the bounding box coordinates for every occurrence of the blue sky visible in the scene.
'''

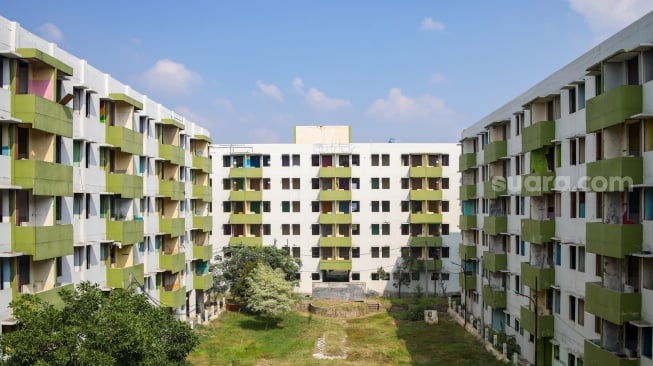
[3,1,653,143]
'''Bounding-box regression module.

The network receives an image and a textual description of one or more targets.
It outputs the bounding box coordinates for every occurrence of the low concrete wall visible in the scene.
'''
[312,282,365,302]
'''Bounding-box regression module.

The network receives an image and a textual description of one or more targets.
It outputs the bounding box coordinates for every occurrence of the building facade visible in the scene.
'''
[459,12,653,366]
[0,16,213,328]
[211,126,461,296]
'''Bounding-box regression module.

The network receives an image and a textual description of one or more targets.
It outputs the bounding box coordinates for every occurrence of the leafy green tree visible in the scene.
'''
[393,255,415,298]
[0,282,198,366]
[245,264,293,329]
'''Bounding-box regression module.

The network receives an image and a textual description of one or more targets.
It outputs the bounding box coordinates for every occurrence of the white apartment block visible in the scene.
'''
[0,16,213,328]
[211,126,461,297]
[460,12,653,366]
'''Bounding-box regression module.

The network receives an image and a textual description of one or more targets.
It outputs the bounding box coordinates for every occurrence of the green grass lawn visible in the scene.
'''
[188,297,507,366]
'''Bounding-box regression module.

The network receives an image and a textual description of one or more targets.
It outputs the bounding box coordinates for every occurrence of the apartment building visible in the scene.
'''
[211,126,461,296]
[459,12,653,366]
[0,16,213,328]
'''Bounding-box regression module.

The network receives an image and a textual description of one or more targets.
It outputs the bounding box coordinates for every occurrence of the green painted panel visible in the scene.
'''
[459,215,477,230]
[409,166,442,178]
[159,252,185,273]
[193,215,212,232]
[319,190,352,201]
[106,125,143,156]
[229,190,262,202]
[520,306,554,338]
[17,48,73,75]
[158,143,185,166]
[193,184,212,202]
[409,213,443,224]
[319,236,352,247]
[409,189,442,201]
[229,167,263,178]
[13,159,72,196]
[459,153,476,172]
[193,244,213,261]
[33,283,74,308]
[108,93,143,110]
[192,155,212,173]
[106,263,144,289]
[159,217,185,238]
[482,251,507,272]
[106,219,144,245]
[483,216,507,236]
[408,236,442,247]
[193,274,213,291]
[586,84,642,133]
[584,340,639,366]
[12,94,73,137]
[521,219,555,244]
[459,244,477,261]
[483,179,507,199]
[192,134,212,143]
[586,222,642,258]
[158,179,185,200]
[587,157,643,192]
[319,259,352,271]
[522,120,555,152]
[160,118,185,130]
[458,273,477,290]
[521,171,555,196]
[14,224,73,260]
[585,282,641,325]
[521,262,555,289]
[107,173,143,199]
[410,259,442,271]
[483,285,506,308]
[229,213,262,225]
[459,185,476,200]
[228,236,262,247]
[318,167,352,178]
[160,285,186,308]
[319,213,352,224]
[483,141,507,164]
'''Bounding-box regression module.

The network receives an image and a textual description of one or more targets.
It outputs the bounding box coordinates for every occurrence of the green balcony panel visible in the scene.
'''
[319,213,353,224]
[409,213,443,224]
[408,236,442,247]
[159,217,185,238]
[108,93,143,110]
[522,121,555,152]
[106,126,143,156]
[158,180,185,201]
[586,222,642,258]
[229,213,263,225]
[14,224,73,260]
[17,48,73,75]
[483,141,507,164]
[520,306,554,338]
[193,244,213,261]
[159,252,185,273]
[521,219,555,244]
[13,160,72,196]
[459,185,476,200]
[319,260,352,271]
[107,173,143,199]
[160,285,186,308]
[483,251,507,272]
[521,262,555,289]
[483,285,506,308]
[106,219,144,245]
[586,84,642,133]
[521,172,555,196]
[229,167,263,178]
[584,340,640,366]
[34,283,74,308]
[12,94,73,137]
[229,236,262,247]
[192,155,212,174]
[192,134,211,143]
[459,273,477,290]
[107,263,144,289]
[193,215,212,232]
[459,215,477,230]
[409,189,442,201]
[228,189,262,202]
[193,184,212,202]
[319,236,352,247]
[409,166,442,178]
[459,153,476,172]
[158,143,185,166]
[587,157,643,192]
[459,244,477,261]
[483,179,507,199]
[319,190,352,201]
[410,259,442,271]
[483,216,507,236]
[318,167,352,178]
[160,118,185,130]
[585,282,641,325]
[193,273,213,291]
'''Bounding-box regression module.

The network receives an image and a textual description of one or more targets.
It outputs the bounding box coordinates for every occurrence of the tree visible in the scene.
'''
[393,255,414,298]
[245,264,293,329]
[0,282,198,366]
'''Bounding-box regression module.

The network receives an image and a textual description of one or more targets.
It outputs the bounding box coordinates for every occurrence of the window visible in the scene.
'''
[55,196,62,221]
[371,201,380,212]
[442,178,449,189]
[382,201,390,212]
[282,154,290,166]
[442,224,449,235]
[556,243,562,266]
[441,154,449,166]
[569,87,577,114]
[411,272,420,280]
[312,201,320,212]
[382,178,390,189]
[371,224,380,235]
[292,154,300,166]
[311,224,319,235]
[311,178,319,189]
[401,201,409,212]
[292,201,300,212]
[282,178,290,189]
[381,246,390,258]
[554,289,561,314]
[352,273,360,281]
[352,178,360,189]
[352,201,360,212]
[401,178,409,189]
[282,224,290,235]
[441,247,450,258]
[352,247,360,258]
[292,178,300,189]
[371,154,379,166]
[569,295,576,322]
[382,223,390,235]
[371,272,380,280]
[381,154,390,166]
[73,193,82,219]
[570,139,577,166]
[441,201,449,212]
[371,178,379,189]
[401,224,409,235]
[292,224,300,235]
[312,273,320,280]
[263,225,270,235]
[56,256,63,277]
[371,247,380,258]
[570,246,577,270]
[282,201,290,212]
[311,247,320,258]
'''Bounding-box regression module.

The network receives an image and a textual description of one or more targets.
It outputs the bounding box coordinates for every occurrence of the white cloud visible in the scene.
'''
[421,17,445,31]
[568,0,653,37]
[142,59,201,94]
[173,106,207,125]
[37,23,63,43]
[213,98,234,110]
[248,127,281,143]
[256,81,283,101]
[292,77,304,93]
[429,72,447,84]
[368,88,456,122]
[305,87,352,111]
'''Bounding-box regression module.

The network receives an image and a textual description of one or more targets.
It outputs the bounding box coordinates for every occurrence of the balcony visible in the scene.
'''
[13,160,72,196]
[106,125,143,156]
[408,236,442,247]
[193,273,213,291]
[521,120,555,153]
[159,217,185,237]
[521,262,555,289]
[586,222,642,258]
[228,236,262,247]
[586,84,642,133]
[483,141,507,164]
[106,219,144,245]
[228,213,262,224]
[193,184,212,202]
[459,215,477,230]
[319,236,352,247]
[319,259,352,271]
[107,263,144,289]
[229,190,262,202]
[483,216,507,236]
[584,340,639,366]
[160,285,186,308]
[34,283,74,308]
[193,244,213,261]
[192,155,212,174]
[229,167,263,178]
[409,213,443,224]
[585,282,641,325]
[14,224,73,260]
[520,306,554,338]
[459,184,476,200]
[409,189,442,201]
[319,213,352,224]
[459,273,477,290]
[319,190,352,201]
[586,157,643,192]
[521,171,555,196]
[12,94,73,137]
[159,252,185,273]
[318,167,351,178]
[459,244,477,261]
[409,166,442,178]
[193,215,212,232]
[107,172,143,199]
[521,219,555,244]
[482,251,507,272]
[483,179,507,199]
[158,179,185,200]
[409,259,442,271]
[483,285,506,308]
[459,153,476,172]
[158,143,185,166]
